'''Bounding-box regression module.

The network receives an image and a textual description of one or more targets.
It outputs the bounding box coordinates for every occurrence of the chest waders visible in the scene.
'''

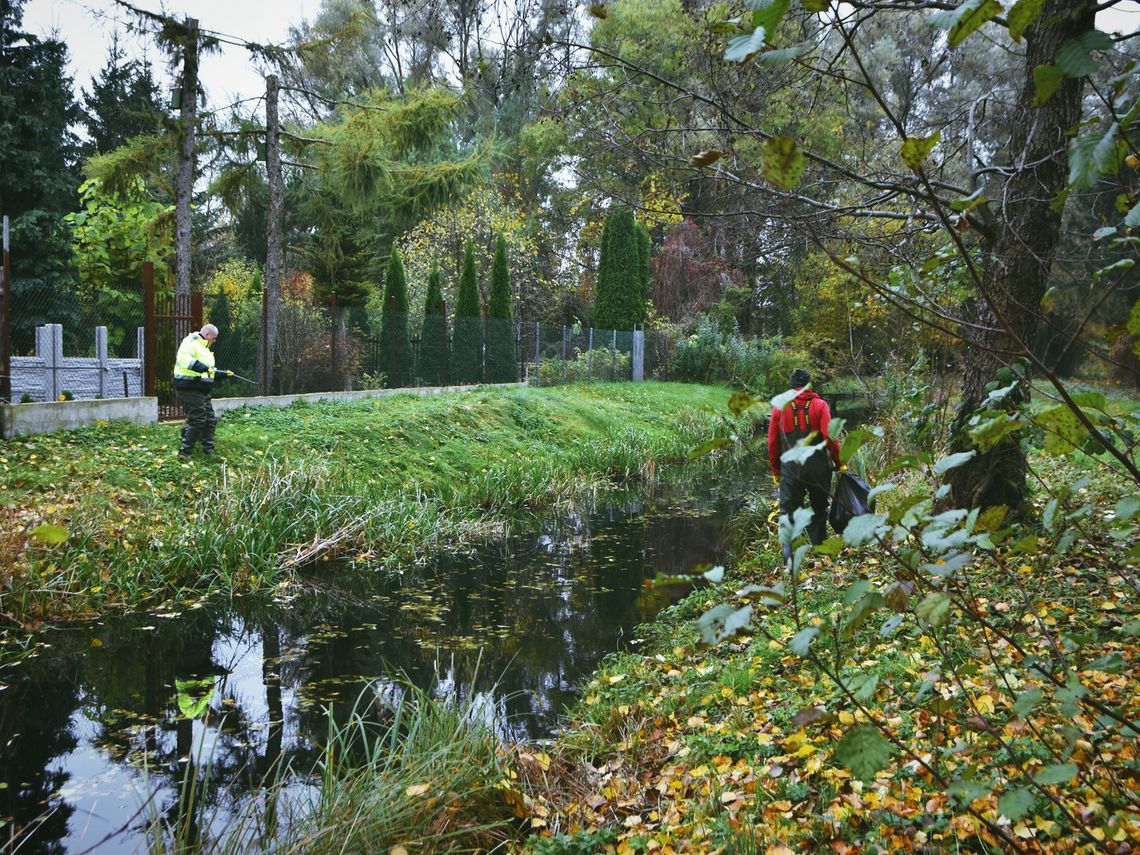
[777,401,832,552]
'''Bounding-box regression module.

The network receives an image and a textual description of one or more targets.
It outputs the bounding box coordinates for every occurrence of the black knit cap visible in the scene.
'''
[789,368,811,388]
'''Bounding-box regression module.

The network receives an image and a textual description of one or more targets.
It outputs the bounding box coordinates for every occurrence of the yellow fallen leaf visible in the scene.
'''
[390,848,409,855]
[405,784,431,797]
[608,674,626,684]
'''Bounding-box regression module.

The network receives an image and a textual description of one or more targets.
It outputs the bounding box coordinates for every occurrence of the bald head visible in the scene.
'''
[201,324,218,345]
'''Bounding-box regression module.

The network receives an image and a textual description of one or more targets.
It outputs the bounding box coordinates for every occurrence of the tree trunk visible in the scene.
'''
[174,16,199,300]
[261,73,283,395]
[947,0,1094,510]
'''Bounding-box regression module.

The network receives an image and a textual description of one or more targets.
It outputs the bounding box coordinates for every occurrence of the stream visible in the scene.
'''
[0,463,767,853]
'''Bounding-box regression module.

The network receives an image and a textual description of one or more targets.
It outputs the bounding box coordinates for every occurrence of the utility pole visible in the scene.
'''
[261,73,283,395]
[174,16,199,300]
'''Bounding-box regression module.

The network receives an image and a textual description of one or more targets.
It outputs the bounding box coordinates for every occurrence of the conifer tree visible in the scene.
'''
[634,221,650,316]
[81,36,163,157]
[451,240,483,384]
[378,248,413,387]
[592,207,644,330]
[485,234,516,382]
[419,263,449,386]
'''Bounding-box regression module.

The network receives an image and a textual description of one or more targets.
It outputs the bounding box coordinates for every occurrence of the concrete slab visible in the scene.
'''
[1,397,159,440]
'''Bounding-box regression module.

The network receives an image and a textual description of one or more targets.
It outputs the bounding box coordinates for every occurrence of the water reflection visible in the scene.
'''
[0,465,764,852]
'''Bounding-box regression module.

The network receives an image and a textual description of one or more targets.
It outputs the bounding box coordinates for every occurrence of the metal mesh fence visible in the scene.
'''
[5,279,673,403]
[6,278,146,402]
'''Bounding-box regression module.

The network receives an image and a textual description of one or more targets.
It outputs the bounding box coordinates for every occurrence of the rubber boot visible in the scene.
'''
[201,421,216,456]
[178,423,195,458]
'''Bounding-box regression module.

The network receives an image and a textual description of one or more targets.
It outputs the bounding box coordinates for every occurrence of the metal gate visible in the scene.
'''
[144,262,203,420]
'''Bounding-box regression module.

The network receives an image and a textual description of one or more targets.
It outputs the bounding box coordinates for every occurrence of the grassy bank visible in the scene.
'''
[0,382,735,628]
[516,444,1139,853]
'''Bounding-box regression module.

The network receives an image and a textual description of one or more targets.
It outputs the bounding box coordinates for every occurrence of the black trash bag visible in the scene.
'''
[830,472,875,535]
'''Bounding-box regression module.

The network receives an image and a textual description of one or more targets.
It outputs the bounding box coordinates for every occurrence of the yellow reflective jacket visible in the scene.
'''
[173,332,215,390]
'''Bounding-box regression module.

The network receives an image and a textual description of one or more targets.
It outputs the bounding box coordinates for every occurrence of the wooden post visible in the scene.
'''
[1,216,10,403]
[261,287,269,395]
[330,292,338,385]
[143,262,156,397]
[262,74,283,395]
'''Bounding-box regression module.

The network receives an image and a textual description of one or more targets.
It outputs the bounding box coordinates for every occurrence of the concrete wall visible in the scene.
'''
[1,397,158,440]
[211,382,508,414]
[12,324,145,403]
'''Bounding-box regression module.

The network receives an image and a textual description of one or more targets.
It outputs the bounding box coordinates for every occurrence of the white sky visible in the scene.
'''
[22,0,1140,116]
[23,0,315,115]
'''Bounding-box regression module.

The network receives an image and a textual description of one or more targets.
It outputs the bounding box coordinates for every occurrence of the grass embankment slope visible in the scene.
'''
[517,443,1139,853]
[0,382,732,627]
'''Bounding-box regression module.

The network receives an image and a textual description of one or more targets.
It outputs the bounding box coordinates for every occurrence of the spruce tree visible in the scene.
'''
[451,240,483,384]
[419,263,449,386]
[0,0,82,351]
[378,248,413,387]
[592,207,644,330]
[486,234,516,383]
[81,36,163,157]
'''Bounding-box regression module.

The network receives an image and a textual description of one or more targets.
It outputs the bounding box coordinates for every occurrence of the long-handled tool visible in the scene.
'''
[217,370,257,385]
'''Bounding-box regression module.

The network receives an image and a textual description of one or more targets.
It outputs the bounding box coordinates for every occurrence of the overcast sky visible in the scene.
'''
[22,0,1140,116]
[23,0,315,114]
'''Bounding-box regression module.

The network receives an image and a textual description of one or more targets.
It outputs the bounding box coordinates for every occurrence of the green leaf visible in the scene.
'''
[1088,652,1126,673]
[1013,687,1044,718]
[813,535,844,557]
[761,136,805,189]
[1033,763,1078,785]
[950,186,988,211]
[801,0,829,9]
[848,673,880,702]
[933,450,976,475]
[843,579,871,606]
[1007,0,1044,41]
[699,604,755,644]
[703,565,726,584]
[927,0,1003,48]
[727,390,758,416]
[1126,199,1140,228]
[737,583,785,605]
[781,440,826,465]
[779,506,815,547]
[1055,29,1114,78]
[840,429,876,464]
[833,724,892,781]
[843,513,887,547]
[948,779,991,805]
[726,26,768,63]
[690,436,734,459]
[916,592,952,626]
[843,592,886,639]
[770,385,803,410]
[1038,405,1086,455]
[748,0,792,35]
[759,44,809,65]
[175,676,216,720]
[27,524,68,546]
[789,626,819,656]
[1033,64,1063,106]
[1114,494,1140,521]
[998,787,1036,820]
[969,412,1022,451]
[900,133,941,173]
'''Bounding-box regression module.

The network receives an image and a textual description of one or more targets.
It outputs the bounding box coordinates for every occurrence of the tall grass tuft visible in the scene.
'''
[278,684,518,853]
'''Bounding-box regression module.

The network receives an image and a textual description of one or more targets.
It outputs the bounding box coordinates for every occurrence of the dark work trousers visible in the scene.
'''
[779,451,832,561]
[178,388,217,454]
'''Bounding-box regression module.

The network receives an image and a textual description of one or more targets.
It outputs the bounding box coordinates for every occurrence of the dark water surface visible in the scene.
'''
[1,464,765,853]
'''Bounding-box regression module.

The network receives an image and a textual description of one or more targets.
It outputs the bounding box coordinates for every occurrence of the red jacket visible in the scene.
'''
[768,388,841,475]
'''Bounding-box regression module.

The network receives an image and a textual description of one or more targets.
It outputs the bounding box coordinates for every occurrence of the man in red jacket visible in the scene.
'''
[768,368,842,549]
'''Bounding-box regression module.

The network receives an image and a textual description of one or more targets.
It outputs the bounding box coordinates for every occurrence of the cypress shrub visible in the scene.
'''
[378,248,413,387]
[634,221,650,318]
[419,263,449,386]
[451,240,483,384]
[485,234,516,383]
[592,207,645,331]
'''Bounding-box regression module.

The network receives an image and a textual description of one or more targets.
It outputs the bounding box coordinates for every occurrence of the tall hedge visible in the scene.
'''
[419,263,448,386]
[485,234,516,383]
[378,248,413,387]
[593,207,646,331]
[451,240,483,384]
[634,221,650,310]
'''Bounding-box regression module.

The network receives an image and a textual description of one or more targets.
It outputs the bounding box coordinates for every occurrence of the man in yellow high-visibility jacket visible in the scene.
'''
[174,324,232,457]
